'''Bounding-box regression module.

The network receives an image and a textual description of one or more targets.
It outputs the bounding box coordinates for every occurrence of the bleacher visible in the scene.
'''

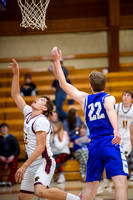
[0,63,133,181]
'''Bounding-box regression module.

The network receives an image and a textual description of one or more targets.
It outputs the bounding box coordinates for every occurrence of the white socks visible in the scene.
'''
[66,193,80,200]
[103,178,109,186]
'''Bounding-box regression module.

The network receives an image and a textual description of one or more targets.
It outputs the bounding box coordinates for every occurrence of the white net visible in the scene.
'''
[17,0,50,30]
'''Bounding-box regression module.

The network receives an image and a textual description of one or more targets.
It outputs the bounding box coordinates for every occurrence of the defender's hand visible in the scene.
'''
[52,47,62,62]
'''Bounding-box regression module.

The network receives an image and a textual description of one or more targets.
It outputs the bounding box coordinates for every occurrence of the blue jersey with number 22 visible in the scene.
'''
[84,92,114,139]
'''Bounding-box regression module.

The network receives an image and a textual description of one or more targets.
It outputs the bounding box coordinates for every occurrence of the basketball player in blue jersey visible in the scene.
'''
[52,47,129,200]
[8,59,81,200]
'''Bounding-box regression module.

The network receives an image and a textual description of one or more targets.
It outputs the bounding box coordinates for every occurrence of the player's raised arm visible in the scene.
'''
[8,59,26,112]
[52,47,88,108]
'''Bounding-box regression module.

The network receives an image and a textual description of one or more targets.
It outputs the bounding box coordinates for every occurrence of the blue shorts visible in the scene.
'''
[86,136,129,182]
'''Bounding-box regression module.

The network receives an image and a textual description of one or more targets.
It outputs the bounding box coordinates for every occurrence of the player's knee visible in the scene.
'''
[34,186,46,198]
[49,187,59,193]
[115,182,127,191]
[34,189,44,198]
[114,178,127,190]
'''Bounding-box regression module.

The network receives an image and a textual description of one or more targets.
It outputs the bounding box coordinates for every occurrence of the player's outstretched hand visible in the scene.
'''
[112,130,121,146]
[52,46,62,62]
[8,59,19,74]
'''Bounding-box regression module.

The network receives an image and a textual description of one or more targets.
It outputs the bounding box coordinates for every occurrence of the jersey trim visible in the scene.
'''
[20,189,34,194]
[102,94,110,104]
[26,113,42,124]
[31,114,50,135]
[34,182,43,186]
[84,95,88,119]
[25,112,32,119]
[42,147,52,174]
[122,103,133,114]
[32,119,37,134]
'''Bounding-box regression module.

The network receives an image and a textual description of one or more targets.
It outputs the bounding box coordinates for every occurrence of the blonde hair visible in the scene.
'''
[53,121,64,141]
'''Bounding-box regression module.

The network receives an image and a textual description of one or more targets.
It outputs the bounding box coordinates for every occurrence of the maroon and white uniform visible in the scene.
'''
[115,103,133,157]
[20,105,55,193]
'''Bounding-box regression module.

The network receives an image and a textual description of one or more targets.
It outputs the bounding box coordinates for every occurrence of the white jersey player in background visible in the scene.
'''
[116,90,133,181]
[8,59,81,200]
[115,90,133,157]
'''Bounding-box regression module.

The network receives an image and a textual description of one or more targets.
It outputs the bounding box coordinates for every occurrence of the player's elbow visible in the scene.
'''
[11,92,19,101]
[11,92,15,99]
[59,81,64,88]
[60,81,67,92]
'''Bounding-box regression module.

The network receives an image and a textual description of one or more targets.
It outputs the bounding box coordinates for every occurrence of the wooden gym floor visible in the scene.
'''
[0,180,133,200]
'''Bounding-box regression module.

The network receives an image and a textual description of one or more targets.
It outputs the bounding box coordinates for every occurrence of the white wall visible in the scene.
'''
[0,30,133,69]
[119,30,133,63]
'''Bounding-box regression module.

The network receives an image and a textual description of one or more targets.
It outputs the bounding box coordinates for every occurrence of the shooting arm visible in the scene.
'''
[9,59,26,112]
[52,47,88,108]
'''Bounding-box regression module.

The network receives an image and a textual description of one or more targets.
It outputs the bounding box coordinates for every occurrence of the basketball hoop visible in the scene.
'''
[17,0,50,30]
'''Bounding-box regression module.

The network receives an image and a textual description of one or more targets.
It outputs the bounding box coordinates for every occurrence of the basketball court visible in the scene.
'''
[0,180,133,200]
